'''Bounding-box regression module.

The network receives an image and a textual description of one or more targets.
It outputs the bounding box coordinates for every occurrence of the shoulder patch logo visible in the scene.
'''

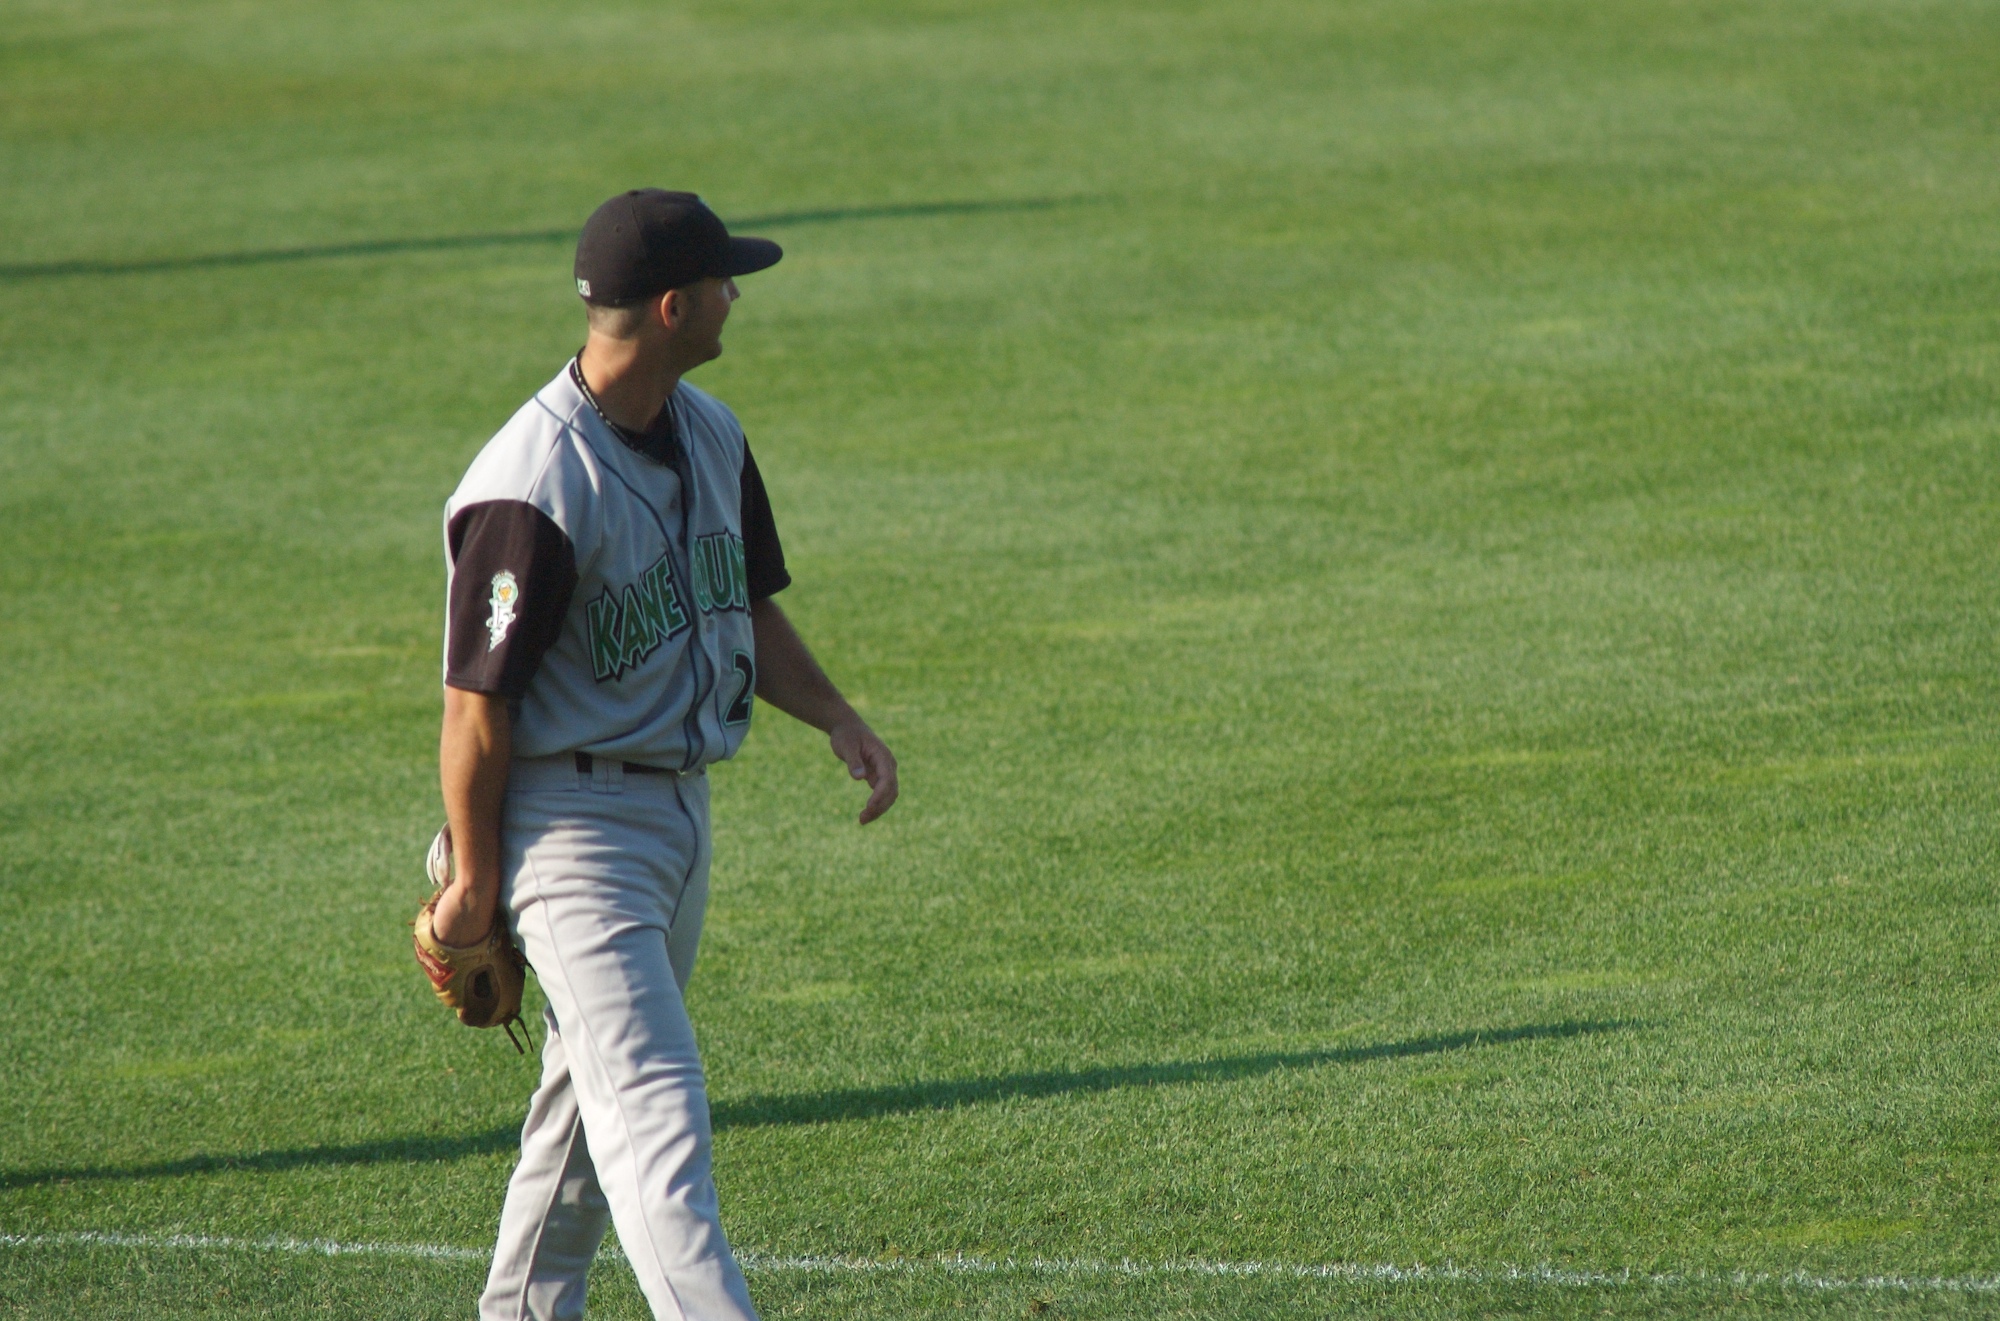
[487,571,519,650]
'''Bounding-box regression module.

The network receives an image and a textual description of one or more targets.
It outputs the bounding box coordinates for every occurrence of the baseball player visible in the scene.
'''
[426,189,898,1321]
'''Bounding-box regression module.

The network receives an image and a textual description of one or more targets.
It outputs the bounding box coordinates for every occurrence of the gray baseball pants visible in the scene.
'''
[478,755,758,1321]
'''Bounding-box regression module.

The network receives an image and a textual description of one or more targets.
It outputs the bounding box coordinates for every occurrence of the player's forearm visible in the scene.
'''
[751,597,901,823]
[436,686,512,943]
[749,597,862,734]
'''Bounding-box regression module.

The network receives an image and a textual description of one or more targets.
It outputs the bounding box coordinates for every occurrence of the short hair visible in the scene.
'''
[583,283,708,339]
[584,299,655,339]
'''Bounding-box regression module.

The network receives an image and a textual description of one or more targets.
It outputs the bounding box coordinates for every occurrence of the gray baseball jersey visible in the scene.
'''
[442,359,789,768]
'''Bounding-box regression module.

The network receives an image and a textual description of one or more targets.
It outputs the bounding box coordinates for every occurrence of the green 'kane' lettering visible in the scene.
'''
[587,551,689,682]
[616,582,654,672]
[634,557,688,639]
[586,594,623,681]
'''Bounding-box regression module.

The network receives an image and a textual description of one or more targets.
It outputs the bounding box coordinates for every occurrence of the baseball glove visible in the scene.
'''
[413,824,530,1052]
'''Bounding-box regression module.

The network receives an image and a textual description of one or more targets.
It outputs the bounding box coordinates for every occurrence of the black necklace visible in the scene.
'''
[571,354,679,464]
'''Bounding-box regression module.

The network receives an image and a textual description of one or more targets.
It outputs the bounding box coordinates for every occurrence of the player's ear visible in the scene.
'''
[654,289,679,333]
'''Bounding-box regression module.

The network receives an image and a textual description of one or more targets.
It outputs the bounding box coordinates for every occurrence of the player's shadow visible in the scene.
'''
[0,198,1076,281]
[0,1129,524,1191]
[710,1019,1632,1129]
[0,1020,1629,1190]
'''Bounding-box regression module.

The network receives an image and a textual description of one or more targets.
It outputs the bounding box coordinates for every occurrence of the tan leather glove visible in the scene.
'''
[412,824,529,1051]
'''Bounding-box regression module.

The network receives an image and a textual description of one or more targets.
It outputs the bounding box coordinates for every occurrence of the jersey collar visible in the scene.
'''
[569,354,684,468]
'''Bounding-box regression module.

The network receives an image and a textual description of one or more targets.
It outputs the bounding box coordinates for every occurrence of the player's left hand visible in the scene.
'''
[829,719,899,824]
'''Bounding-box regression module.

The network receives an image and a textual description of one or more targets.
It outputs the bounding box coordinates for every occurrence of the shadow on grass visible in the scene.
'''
[0,198,1076,281]
[713,1019,1632,1129]
[0,1128,522,1191]
[0,1020,1630,1190]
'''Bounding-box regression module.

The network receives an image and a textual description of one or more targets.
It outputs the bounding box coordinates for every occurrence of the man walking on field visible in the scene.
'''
[428,189,898,1320]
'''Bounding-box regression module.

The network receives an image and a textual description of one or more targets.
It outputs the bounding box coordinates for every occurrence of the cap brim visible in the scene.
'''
[722,236,783,277]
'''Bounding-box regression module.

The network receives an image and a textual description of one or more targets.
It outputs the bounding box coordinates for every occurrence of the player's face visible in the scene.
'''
[670,277,737,365]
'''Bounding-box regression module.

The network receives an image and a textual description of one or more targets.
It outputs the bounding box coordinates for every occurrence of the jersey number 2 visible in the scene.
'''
[724,651,755,726]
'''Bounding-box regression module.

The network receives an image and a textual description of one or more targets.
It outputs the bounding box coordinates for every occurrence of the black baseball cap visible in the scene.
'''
[573,190,782,305]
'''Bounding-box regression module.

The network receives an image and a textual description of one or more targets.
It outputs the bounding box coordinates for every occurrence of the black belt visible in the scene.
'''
[574,752,673,776]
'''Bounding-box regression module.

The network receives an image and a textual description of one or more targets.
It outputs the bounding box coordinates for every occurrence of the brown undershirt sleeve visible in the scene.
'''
[445,500,579,698]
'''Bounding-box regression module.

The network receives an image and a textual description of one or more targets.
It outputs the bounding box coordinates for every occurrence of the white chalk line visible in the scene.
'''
[2,1230,1998,1296]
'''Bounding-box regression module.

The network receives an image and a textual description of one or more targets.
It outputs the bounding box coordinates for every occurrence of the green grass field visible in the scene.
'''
[4,0,2000,1316]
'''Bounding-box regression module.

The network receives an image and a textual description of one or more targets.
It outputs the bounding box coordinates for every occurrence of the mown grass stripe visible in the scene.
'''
[4,1231,1997,1295]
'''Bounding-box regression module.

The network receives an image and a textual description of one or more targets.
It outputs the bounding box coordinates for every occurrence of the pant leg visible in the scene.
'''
[487,770,756,1321]
[480,1009,612,1321]
[663,774,711,995]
